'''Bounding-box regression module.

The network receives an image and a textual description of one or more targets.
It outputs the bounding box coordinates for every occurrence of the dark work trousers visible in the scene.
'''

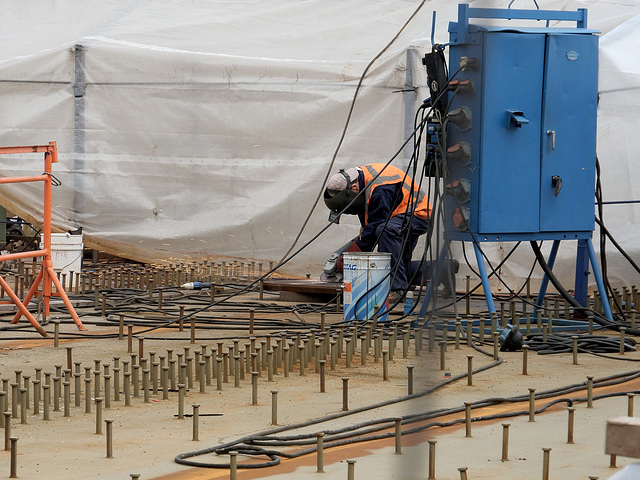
[374,214,430,292]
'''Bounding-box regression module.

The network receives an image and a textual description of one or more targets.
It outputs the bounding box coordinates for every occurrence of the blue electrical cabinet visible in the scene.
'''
[414,5,613,322]
[445,6,598,242]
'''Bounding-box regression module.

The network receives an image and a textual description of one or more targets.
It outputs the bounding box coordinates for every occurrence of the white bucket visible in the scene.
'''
[342,252,390,322]
[41,233,83,276]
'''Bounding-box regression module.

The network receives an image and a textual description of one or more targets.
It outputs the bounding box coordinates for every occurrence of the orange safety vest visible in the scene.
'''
[360,163,431,223]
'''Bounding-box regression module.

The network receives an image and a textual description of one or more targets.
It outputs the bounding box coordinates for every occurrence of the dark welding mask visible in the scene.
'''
[323,169,365,223]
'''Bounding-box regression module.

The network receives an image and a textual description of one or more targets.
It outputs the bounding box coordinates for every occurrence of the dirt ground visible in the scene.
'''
[0,285,639,480]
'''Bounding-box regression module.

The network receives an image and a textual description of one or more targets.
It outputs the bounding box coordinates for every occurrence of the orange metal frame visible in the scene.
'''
[0,142,85,336]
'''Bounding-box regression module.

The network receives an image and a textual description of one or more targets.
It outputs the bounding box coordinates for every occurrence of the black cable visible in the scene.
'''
[175,360,640,469]
[595,157,626,318]
[595,216,640,277]
[526,332,636,355]
[530,241,640,335]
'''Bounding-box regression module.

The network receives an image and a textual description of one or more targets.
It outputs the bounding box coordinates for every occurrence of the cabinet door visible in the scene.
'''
[477,32,545,234]
[540,34,598,233]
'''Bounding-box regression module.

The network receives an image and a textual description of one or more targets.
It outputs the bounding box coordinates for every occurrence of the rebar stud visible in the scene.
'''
[63,380,71,417]
[177,384,185,419]
[19,388,27,425]
[0,391,5,426]
[230,451,238,480]
[501,423,510,462]
[542,448,551,480]
[192,404,199,441]
[9,436,18,478]
[251,372,259,405]
[123,372,131,406]
[428,440,437,479]
[95,397,103,434]
[53,377,61,412]
[402,328,410,359]
[342,378,349,411]
[198,361,205,393]
[106,419,114,458]
[529,388,536,422]
[316,432,325,472]
[567,407,575,444]
[127,326,133,353]
[4,412,11,450]
[270,390,279,425]
[10,383,18,419]
[132,364,140,399]
[216,358,223,391]
[347,459,356,480]
[81,375,91,412]
[319,360,326,392]
[32,379,40,415]
[54,320,60,347]
[394,417,402,454]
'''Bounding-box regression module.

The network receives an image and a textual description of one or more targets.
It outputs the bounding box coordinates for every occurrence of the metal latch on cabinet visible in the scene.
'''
[551,175,562,196]
[547,129,556,149]
[506,109,529,128]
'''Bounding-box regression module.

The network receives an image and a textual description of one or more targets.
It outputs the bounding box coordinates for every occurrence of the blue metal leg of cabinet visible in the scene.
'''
[532,240,560,320]
[586,238,613,321]
[473,242,496,321]
[532,239,612,322]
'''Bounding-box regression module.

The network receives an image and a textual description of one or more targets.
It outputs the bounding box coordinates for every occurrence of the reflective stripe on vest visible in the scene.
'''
[361,163,431,223]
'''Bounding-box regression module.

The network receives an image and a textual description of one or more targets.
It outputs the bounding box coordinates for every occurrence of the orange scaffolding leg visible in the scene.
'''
[47,265,86,331]
[10,266,44,324]
[0,275,48,337]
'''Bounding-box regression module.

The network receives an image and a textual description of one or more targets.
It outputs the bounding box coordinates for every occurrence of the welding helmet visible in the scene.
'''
[323,168,366,220]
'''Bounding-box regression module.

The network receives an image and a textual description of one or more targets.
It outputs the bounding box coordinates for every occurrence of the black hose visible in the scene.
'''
[529,241,640,335]
[175,367,640,469]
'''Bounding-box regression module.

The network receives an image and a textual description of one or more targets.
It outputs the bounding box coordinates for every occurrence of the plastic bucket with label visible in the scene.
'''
[342,252,390,322]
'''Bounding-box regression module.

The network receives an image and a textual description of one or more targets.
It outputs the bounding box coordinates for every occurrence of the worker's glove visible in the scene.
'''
[335,241,361,273]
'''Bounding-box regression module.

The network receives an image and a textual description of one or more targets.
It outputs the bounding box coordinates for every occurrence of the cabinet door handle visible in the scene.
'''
[551,175,562,197]
[547,130,556,150]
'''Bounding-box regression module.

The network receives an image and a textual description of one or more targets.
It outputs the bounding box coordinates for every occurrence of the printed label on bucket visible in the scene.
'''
[343,283,352,305]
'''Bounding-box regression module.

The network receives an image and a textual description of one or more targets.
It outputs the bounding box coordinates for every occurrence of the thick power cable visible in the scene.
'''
[175,360,640,469]
[529,241,640,335]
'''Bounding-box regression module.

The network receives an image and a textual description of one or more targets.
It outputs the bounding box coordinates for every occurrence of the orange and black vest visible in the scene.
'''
[360,163,431,223]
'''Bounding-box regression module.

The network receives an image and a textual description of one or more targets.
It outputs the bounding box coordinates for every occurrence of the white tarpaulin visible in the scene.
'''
[1,0,640,292]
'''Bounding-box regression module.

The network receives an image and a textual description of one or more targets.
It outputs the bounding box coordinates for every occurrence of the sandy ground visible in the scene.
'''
[0,287,638,480]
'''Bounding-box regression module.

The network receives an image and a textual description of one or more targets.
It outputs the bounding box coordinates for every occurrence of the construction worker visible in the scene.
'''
[323,163,431,303]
